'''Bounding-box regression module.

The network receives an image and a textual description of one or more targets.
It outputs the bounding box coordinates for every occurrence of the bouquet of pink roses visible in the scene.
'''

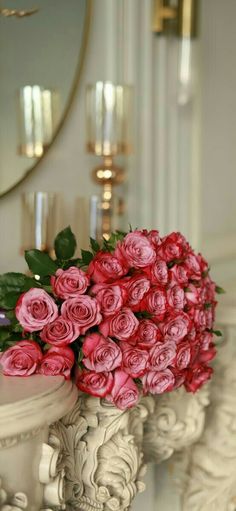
[0,227,223,410]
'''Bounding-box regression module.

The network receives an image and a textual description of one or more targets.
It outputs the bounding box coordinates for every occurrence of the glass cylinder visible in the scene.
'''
[86,82,133,156]
[21,192,60,253]
[17,85,60,158]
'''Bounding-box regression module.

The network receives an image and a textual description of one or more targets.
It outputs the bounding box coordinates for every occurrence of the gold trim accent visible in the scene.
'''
[152,0,198,38]
[178,0,198,38]
[0,0,93,198]
[152,0,177,34]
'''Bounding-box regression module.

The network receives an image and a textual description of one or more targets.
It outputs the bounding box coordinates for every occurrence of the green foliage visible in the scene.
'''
[90,237,100,254]
[80,249,93,265]
[25,250,58,277]
[54,226,77,260]
[0,273,41,310]
[215,285,226,294]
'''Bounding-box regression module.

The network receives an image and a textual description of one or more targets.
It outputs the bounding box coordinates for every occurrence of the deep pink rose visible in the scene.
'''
[167,285,185,310]
[87,251,127,283]
[197,253,209,274]
[0,340,42,376]
[185,284,200,306]
[169,264,188,286]
[146,258,168,286]
[176,341,191,369]
[51,266,89,299]
[38,346,74,380]
[160,312,190,343]
[99,307,139,341]
[199,332,214,351]
[120,343,149,378]
[82,332,122,372]
[124,274,151,310]
[76,369,114,398]
[61,296,102,334]
[142,369,175,394]
[116,231,156,269]
[146,229,161,249]
[197,346,216,364]
[16,288,58,332]
[171,367,186,389]
[142,287,167,320]
[193,309,207,331]
[157,232,189,262]
[149,341,176,370]
[185,364,213,392]
[40,317,80,347]
[184,253,201,280]
[90,283,127,317]
[135,319,160,350]
[108,369,139,410]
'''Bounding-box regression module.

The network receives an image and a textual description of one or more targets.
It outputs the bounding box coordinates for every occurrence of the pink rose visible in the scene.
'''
[82,332,122,372]
[171,367,186,389]
[116,231,156,269]
[157,232,189,262]
[38,346,74,380]
[142,369,175,394]
[15,288,58,333]
[193,309,207,331]
[61,296,102,334]
[185,364,213,392]
[160,312,190,343]
[167,285,185,310]
[124,274,150,310]
[146,258,168,286]
[199,332,213,351]
[76,369,113,397]
[185,284,200,306]
[135,319,160,350]
[197,345,216,364]
[51,266,89,299]
[99,307,139,341]
[142,287,167,320]
[120,343,149,377]
[169,265,188,286]
[40,317,80,347]
[108,369,139,410]
[149,341,176,370]
[197,253,209,274]
[176,341,191,369]
[145,229,161,249]
[0,340,42,376]
[184,253,201,280]
[91,283,127,317]
[87,251,127,283]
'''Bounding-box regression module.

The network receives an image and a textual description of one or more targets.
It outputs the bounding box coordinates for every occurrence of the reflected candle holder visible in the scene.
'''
[86,82,133,239]
[17,85,60,158]
[21,192,60,255]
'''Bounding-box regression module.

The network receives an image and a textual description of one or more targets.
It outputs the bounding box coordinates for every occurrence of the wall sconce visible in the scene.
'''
[17,85,60,158]
[86,82,133,240]
[152,0,198,38]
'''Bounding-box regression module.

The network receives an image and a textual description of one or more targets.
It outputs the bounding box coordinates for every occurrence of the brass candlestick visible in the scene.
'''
[86,82,133,240]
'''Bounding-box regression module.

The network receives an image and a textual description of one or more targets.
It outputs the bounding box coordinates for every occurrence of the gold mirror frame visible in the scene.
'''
[1,0,93,199]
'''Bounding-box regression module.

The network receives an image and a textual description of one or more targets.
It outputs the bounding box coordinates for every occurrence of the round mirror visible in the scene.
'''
[0,0,91,197]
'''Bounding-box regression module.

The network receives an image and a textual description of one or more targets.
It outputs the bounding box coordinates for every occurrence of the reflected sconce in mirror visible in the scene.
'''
[18,85,60,158]
[86,82,133,240]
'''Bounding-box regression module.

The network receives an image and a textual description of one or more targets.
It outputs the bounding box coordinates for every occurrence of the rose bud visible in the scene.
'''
[76,369,114,398]
[40,316,80,347]
[82,332,122,372]
[99,307,139,341]
[0,340,42,376]
[38,346,74,380]
[16,288,58,332]
[142,369,175,395]
[61,295,102,335]
[51,266,89,299]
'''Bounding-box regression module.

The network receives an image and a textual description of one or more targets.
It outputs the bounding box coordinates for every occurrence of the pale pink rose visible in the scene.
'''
[38,346,74,380]
[116,231,156,269]
[142,369,175,394]
[193,309,207,331]
[99,307,139,341]
[146,258,168,286]
[176,342,191,369]
[205,307,214,329]
[149,341,176,370]
[185,284,200,306]
[124,274,150,310]
[158,232,189,262]
[185,364,213,392]
[76,369,113,398]
[120,343,149,378]
[184,253,201,280]
[135,319,160,350]
[16,288,58,333]
[167,285,185,310]
[169,265,188,286]
[160,312,190,343]
[0,340,42,376]
[82,332,122,372]
[142,287,167,320]
[90,283,127,317]
[108,369,139,410]
[40,316,80,347]
[51,266,89,299]
[61,296,102,334]
[87,251,127,284]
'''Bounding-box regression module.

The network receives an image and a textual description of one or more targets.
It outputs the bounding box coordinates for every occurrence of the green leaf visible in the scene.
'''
[90,237,100,254]
[207,328,223,337]
[81,249,93,265]
[215,286,226,294]
[204,302,212,309]
[25,250,57,277]
[0,292,20,310]
[54,226,77,260]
